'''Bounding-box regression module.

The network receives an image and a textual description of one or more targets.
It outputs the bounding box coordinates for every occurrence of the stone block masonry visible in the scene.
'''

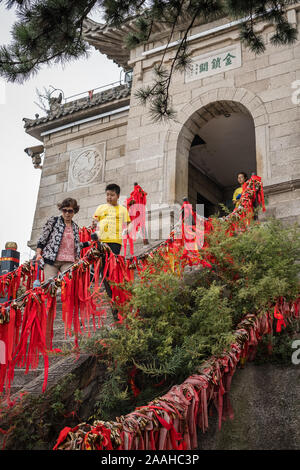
[25,4,300,252]
[27,108,130,249]
[123,4,300,224]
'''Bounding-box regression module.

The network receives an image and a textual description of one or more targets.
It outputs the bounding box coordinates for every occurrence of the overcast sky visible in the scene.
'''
[0,5,120,262]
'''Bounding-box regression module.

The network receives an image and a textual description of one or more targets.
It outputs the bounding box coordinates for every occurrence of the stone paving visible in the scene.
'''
[8,291,113,399]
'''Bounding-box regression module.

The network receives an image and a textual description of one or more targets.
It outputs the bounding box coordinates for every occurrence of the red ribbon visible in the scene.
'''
[274,303,286,333]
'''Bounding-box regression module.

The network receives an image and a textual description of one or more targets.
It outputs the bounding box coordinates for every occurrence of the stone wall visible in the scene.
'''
[29,111,130,249]
[3,357,298,450]
[27,4,300,249]
[198,363,300,450]
[125,4,300,222]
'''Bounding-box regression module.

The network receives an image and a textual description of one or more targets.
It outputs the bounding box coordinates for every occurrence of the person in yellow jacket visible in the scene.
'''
[232,172,248,208]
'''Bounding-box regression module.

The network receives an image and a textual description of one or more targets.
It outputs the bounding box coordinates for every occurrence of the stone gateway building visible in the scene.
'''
[24,3,300,253]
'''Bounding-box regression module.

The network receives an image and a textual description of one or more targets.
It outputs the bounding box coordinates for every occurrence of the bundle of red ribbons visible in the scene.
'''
[123,183,147,256]
[0,176,267,400]
[0,225,96,304]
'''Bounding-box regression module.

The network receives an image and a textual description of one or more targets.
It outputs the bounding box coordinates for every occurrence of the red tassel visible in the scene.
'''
[125,184,148,246]
[274,304,286,333]
[53,426,78,450]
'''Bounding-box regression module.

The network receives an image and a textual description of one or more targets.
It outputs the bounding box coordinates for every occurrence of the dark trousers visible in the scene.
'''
[101,243,122,299]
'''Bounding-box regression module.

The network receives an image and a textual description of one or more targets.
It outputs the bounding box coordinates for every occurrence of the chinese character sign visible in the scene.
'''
[185,44,242,83]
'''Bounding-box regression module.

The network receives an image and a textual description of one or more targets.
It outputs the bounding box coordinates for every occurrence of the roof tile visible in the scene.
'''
[23,84,131,129]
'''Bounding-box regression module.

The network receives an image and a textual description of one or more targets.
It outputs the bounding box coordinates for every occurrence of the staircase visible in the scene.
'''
[7,289,114,399]
[5,239,167,400]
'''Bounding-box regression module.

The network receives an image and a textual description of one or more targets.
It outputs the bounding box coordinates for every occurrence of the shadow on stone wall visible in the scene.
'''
[198,363,300,450]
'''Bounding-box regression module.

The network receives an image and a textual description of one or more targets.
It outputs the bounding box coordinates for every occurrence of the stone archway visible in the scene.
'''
[163,86,270,206]
[187,100,257,215]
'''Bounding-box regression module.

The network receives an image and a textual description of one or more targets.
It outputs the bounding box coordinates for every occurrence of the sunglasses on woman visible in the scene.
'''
[62,208,74,214]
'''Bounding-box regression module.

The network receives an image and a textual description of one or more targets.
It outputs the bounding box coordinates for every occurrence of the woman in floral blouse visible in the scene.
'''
[36,197,81,280]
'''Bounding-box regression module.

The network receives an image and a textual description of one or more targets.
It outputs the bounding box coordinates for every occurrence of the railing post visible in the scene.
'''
[0,241,20,304]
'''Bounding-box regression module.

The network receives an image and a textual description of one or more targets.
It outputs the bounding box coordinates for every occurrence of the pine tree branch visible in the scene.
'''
[136,1,211,120]
[0,0,97,81]
[0,0,298,119]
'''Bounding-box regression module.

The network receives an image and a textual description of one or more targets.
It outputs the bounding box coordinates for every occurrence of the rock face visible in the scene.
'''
[198,363,300,450]
[2,345,300,449]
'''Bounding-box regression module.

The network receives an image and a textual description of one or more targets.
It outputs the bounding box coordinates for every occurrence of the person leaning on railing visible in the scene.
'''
[232,172,248,209]
[36,198,81,281]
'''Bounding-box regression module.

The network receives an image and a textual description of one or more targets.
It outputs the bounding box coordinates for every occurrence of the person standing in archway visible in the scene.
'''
[232,172,248,209]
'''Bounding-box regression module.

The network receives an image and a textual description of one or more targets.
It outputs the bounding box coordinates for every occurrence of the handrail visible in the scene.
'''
[63,79,125,103]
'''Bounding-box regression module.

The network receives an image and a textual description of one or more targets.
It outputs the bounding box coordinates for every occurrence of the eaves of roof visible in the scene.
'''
[23,84,131,141]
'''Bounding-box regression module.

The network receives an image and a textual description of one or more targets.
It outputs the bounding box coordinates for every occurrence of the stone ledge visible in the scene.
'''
[8,353,91,399]
[264,178,300,196]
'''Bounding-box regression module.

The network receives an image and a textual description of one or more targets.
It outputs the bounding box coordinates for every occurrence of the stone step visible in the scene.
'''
[52,307,112,327]
[7,307,111,397]
[51,315,112,338]
[12,349,70,377]
[9,369,42,395]
[4,242,164,399]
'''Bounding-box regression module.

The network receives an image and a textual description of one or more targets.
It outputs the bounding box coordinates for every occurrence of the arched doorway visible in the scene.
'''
[187,100,256,216]
[163,86,270,215]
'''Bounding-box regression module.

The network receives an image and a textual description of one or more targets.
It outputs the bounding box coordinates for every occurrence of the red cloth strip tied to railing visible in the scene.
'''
[123,183,147,256]
[0,261,42,302]
[0,177,266,400]
[0,225,93,303]
[0,291,50,396]
[0,177,264,303]
[53,297,300,450]
[0,243,105,398]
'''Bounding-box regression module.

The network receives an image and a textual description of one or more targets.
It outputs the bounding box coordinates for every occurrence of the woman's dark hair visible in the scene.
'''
[237,172,248,180]
[106,183,120,195]
[57,198,80,214]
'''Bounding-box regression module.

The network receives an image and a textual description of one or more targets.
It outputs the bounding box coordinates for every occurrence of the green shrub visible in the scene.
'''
[84,217,300,421]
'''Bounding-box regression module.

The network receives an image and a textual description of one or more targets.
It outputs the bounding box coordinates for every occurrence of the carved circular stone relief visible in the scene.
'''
[71,149,103,186]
